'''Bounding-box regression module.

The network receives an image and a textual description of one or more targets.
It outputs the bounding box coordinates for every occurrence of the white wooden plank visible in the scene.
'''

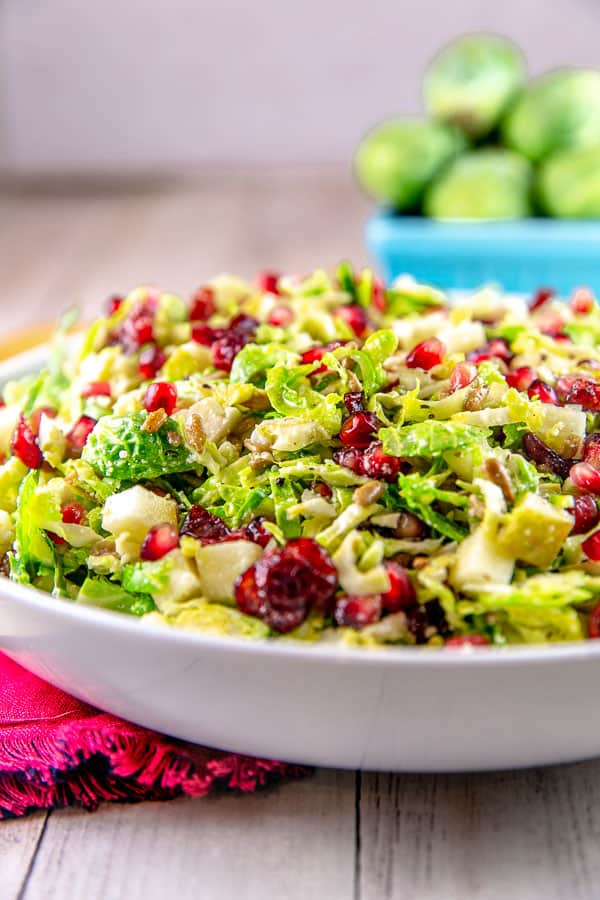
[0,811,48,900]
[359,761,600,900]
[21,770,355,900]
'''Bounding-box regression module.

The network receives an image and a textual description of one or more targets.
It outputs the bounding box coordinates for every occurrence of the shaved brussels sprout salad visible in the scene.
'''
[4,266,600,648]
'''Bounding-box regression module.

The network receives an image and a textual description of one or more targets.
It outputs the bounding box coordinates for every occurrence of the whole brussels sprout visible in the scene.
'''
[354,118,466,211]
[503,68,600,161]
[424,148,533,219]
[424,33,526,139]
[537,145,600,218]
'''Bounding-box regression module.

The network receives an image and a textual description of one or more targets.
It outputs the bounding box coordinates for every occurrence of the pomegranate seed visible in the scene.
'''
[212,334,246,372]
[528,380,559,405]
[192,323,217,345]
[67,416,97,451]
[522,433,571,480]
[0,397,5,409]
[189,286,216,321]
[405,338,445,370]
[313,482,333,498]
[372,277,386,313]
[529,287,555,311]
[570,287,595,315]
[235,538,337,633]
[569,495,599,534]
[589,602,600,637]
[62,503,86,525]
[144,382,177,416]
[301,341,345,375]
[107,295,124,316]
[334,594,382,629]
[555,374,580,403]
[486,338,513,363]
[47,531,66,546]
[362,441,403,481]
[343,391,365,414]
[449,361,477,393]
[229,314,259,336]
[82,381,111,398]
[467,349,492,365]
[180,505,232,543]
[582,531,600,563]
[584,434,600,470]
[114,302,156,351]
[339,411,382,449]
[506,366,537,392]
[140,523,179,561]
[570,462,600,493]
[565,378,600,412]
[139,345,167,380]
[335,305,368,338]
[538,314,565,337]
[244,516,272,548]
[407,599,449,644]
[445,634,490,647]
[268,307,293,327]
[332,447,365,475]
[381,562,416,613]
[11,415,43,469]
[30,407,57,437]
[257,271,281,295]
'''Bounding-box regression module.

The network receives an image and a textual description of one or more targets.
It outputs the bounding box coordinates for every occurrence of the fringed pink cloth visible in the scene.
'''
[0,653,307,819]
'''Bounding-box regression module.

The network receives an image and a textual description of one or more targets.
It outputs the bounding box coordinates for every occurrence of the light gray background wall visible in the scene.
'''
[2,0,599,174]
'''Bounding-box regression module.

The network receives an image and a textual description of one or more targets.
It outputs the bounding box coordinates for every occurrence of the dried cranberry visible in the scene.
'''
[335,305,368,338]
[528,380,559,405]
[313,482,333,498]
[334,594,382,629]
[191,323,217,346]
[140,523,179,561]
[582,531,600,563]
[381,562,416,613]
[362,441,403,481]
[449,362,477,393]
[406,599,449,644]
[332,447,365,475]
[343,391,365,414]
[405,338,445,370]
[180,505,232,543]
[212,334,246,372]
[584,434,600,470]
[230,314,258,337]
[144,382,177,416]
[11,415,43,469]
[268,307,293,327]
[589,602,600,637]
[506,366,537,392]
[339,412,382,449]
[570,287,595,315]
[139,345,167,380]
[522,433,571,480]
[529,287,555,311]
[565,378,600,412]
[235,538,337,633]
[570,462,600,494]
[62,503,86,525]
[29,407,57,437]
[107,295,124,316]
[189,286,216,321]
[445,634,490,647]
[257,271,281,295]
[82,381,111,398]
[569,495,600,535]
[244,516,272,548]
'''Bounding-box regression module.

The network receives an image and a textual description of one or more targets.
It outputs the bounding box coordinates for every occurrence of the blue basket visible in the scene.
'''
[366,212,600,296]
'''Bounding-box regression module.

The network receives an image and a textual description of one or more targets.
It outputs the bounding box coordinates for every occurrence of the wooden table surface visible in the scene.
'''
[2,170,600,900]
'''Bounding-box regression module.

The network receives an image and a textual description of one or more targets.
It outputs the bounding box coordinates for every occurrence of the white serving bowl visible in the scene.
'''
[1,345,599,772]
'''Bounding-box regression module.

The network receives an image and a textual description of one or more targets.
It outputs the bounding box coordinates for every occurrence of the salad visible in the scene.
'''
[3,265,600,648]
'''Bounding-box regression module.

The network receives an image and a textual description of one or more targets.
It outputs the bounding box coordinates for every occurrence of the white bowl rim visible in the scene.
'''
[3,342,600,669]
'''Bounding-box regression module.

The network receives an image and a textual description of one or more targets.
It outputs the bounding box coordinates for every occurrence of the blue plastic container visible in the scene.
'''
[366,212,600,295]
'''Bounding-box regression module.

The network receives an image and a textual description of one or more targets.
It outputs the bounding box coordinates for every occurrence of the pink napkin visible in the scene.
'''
[0,652,306,819]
